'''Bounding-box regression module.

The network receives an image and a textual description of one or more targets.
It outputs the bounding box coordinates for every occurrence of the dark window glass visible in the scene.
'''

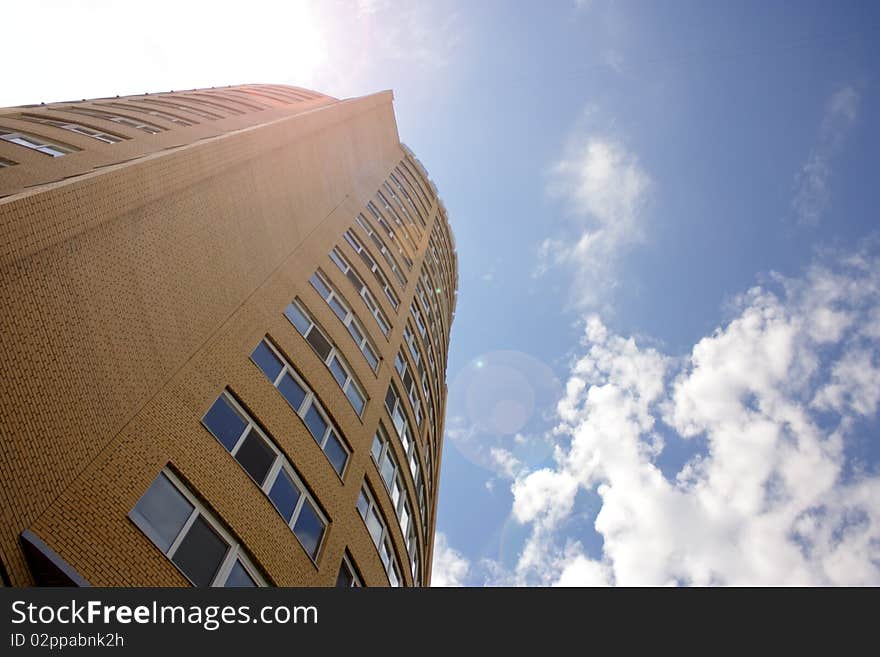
[346,321,363,343]
[268,471,301,523]
[284,304,311,335]
[303,405,327,441]
[385,387,397,414]
[306,328,332,360]
[251,341,283,382]
[345,270,362,291]
[277,373,306,411]
[132,473,193,552]
[293,499,324,558]
[329,356,348,386]
[323,432,348,476]
[172,516,228,586]
[364,345,379,370]
[224,560,257,587]
[203,396,247,451]
[234,430,275,485]
[336,562,355,587]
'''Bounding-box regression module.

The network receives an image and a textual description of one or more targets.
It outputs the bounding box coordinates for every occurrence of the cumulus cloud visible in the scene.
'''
[539,118,652,308]
[431,533,471,587]
[508,249,880,586]
[792,85,860,225]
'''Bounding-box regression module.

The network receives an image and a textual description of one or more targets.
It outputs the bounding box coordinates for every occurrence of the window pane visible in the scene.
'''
[250,341,283,382]
[385,387,397,414]
[234,430,275,485]
[309,274,329,298]
[356,491,369,518]
[329,298,347,321]
[323,431,348,476]
[172,516,228,586]
[224,560,257,587]
[132,473,193,552]
[306,328,333,360]
[329,356,348,387]
[293,499,325,559]
[203,396,247,451]
[303,404,328,442]
[336,562,356,587]
[380,454,395,488]
[345,270,362,291]
[366,507,383,545]
[268,470,301,523]
[371,435,383,462]
[345,384,367,415]
[346,320,363,343]
[284,303,311,335]
[277,373,306,411]
[364,345,379,370]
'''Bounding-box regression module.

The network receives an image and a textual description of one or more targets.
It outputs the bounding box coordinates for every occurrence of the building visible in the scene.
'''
[0,84,457,587]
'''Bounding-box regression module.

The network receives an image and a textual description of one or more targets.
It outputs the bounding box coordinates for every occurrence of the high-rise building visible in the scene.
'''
[0,84,457,587]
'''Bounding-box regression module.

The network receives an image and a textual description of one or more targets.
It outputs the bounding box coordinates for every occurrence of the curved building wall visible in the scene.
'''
[0,85,456,587]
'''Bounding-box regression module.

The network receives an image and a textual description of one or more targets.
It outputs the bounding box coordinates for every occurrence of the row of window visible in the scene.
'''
[283,299,367,415]
[371,428,422,584]
[308,270,381,370]
[356,486,403,587]
[202,391,329,560]
[341,228,400,311]
[327,248,391,336]
[354,213,408,287]
[384,384,428,536]
[249,340,351,475]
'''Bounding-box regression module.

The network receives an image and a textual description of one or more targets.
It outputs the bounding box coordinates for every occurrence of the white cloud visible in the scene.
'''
[431,533,471,587]
[508,249,880,586]
[539,121,652,308]
[792,86,860,225]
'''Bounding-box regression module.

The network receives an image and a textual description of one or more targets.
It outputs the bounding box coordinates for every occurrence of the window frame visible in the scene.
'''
[0,129,78,157]
[327,248,392,337]
[342,228,401,310]
[356,485,404,587]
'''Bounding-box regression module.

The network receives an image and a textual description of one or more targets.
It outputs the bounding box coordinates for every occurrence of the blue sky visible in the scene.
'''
[7,0,880,585]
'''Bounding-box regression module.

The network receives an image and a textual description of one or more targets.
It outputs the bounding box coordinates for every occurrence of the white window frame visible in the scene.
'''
[337,553,363,587]
[201,392,331,561]
[307,273,380,372]
[283,299,368,416]
[328,248,391,336]
[356,485,404,587]
[0,129,77,157]
[130,468,267,587]
[249,340,351,478]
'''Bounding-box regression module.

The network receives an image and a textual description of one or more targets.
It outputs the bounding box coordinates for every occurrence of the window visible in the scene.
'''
[59,107,164,134]
[130,469,266,586]
[0,130,78,157]
[283,300,367,415]
[354,213,407,287]
[16,115,124,144]
[249,340,350,475]
[328,248,391,336]
[336,554,362,588]
[202,393,329,560]
[306,274,380,372]
[372,427,422,584]
[140,98,220,120]
[376,190,417,252]
[356,486,403,587]
[389,171,427,227]
[342,229,400,310]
